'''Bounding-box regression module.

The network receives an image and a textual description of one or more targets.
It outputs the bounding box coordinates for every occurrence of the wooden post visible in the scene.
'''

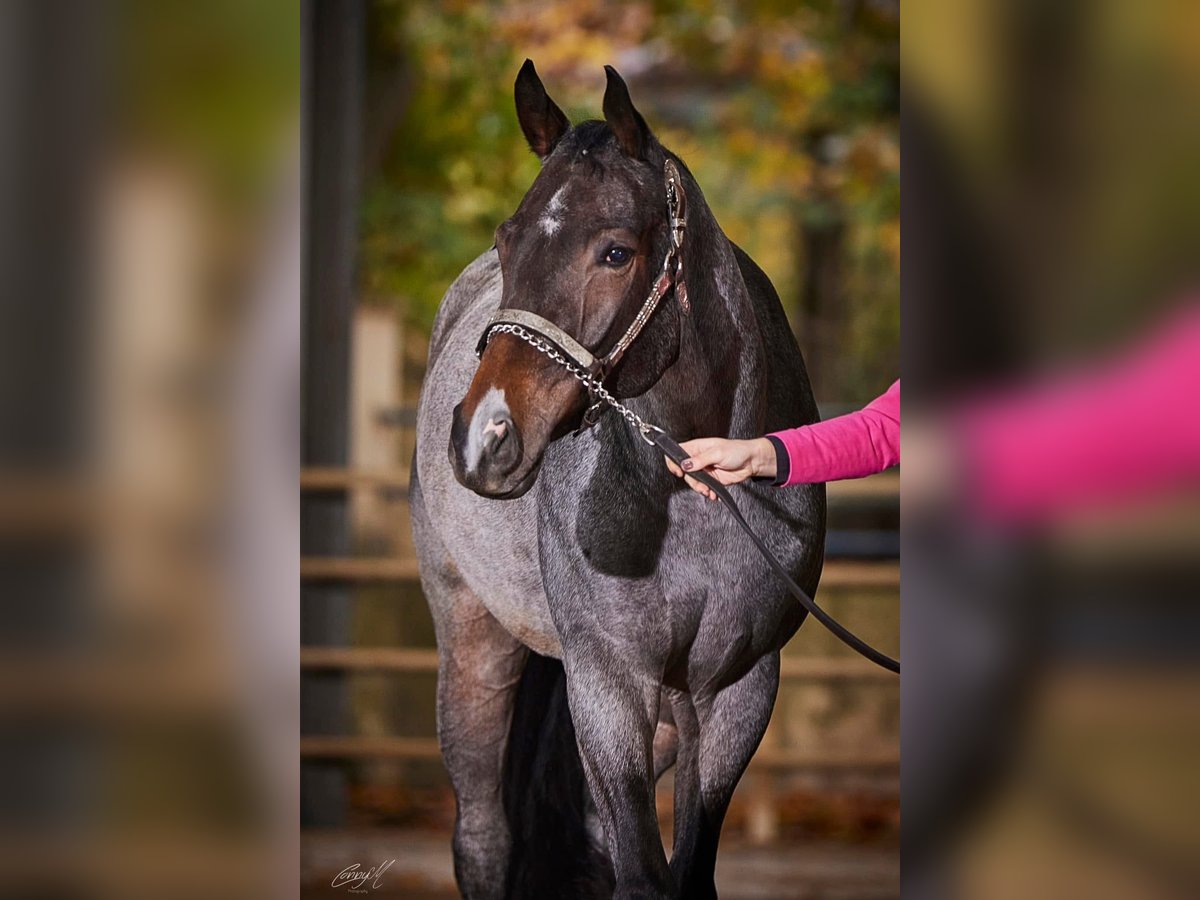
[746,715,782,845]
[350,307,401,554]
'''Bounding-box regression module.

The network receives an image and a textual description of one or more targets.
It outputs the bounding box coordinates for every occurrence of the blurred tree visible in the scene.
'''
[361,0,897,401]
[118,0,300,209]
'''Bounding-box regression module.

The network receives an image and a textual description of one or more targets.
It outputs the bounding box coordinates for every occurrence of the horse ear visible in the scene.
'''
[514,59,569,160]
[603,65,652,160]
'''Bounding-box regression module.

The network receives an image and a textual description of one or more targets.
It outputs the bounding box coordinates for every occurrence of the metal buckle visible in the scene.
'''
[638,423,665,446]
[669,216,686,250]
[579,397,606,432]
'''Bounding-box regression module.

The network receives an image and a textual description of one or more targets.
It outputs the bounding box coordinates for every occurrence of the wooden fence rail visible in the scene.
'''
[300,646,896,681]
[300,556,898,588]
[300,467,899,503]
[298,734,897,770]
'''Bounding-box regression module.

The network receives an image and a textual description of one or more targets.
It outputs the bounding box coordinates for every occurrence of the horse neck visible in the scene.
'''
[641,198,768,440]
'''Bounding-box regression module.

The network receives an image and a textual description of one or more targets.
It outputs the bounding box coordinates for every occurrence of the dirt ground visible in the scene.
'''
[302,829,899,899]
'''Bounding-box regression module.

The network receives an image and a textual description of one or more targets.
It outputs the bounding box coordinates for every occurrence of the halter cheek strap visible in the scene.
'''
[476,159,689,380]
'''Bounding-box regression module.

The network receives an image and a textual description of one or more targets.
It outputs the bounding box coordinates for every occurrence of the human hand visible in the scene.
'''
[663,437,777,501]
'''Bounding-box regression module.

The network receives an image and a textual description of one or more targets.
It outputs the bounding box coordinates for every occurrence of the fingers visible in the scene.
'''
[670,438,739,502]
[664,451,717,500]
[678,439,727,474]
[666,453,719,501]
[670,438,730,501]
[677,438,712,457]
[684,474,718,502]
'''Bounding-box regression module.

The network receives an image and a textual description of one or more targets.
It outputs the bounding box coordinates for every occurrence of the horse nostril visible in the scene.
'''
[479,413,520,476]
[483,417,508,445]
[479,414,518,466]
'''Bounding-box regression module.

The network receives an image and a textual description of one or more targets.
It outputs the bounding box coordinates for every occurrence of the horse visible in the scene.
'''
[411,60,825,900]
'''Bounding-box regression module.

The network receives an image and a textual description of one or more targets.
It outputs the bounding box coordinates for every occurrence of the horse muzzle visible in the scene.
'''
[449,399,533,498]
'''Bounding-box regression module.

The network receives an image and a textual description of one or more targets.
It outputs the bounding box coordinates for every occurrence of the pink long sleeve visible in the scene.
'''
[957,304,1200,524]
[768,380,900,486]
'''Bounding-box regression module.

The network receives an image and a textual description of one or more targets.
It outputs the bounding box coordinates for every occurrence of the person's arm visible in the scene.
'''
[665,380,900,499]
[952,306,1200,524]
[767,380,900,486]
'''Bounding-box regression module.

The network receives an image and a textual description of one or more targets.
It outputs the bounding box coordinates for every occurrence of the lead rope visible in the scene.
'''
[489,322,901,675]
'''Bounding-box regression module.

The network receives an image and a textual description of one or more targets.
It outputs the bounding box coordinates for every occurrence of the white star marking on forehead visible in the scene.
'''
[539,186,567,237]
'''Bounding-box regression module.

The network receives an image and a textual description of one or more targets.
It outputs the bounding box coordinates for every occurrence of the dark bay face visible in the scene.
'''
[450,64,672,499]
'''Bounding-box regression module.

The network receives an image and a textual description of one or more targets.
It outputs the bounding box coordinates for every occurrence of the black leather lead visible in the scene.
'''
[651,430,900,674]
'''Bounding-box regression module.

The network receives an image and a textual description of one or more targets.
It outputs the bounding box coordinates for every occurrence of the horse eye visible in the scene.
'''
[602,246,633,267]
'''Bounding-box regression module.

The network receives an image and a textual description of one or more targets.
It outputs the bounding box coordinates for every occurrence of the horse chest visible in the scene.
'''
[533,477,781,669]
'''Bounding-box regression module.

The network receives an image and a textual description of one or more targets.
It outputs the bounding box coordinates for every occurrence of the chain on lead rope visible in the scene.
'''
[485,322,665,446]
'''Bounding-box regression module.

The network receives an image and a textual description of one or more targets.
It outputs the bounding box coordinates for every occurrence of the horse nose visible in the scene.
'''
[450,399,523,489]
[476,412,518,471]
[481,415,511,452]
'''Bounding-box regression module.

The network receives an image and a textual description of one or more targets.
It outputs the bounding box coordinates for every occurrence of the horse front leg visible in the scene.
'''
[672,652,780,900]
[413,468,529,898]
[433,591,528,899]
[563,647,675,900]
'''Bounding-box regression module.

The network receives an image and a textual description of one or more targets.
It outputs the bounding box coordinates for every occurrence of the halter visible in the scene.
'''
[476,159,690,394]
[470,158,900,674]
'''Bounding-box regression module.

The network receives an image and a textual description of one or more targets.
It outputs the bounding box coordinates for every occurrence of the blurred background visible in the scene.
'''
[301,2,899,898]
[0,0,300,898]
[4,1,1197,899]
[355,0,900,402]
[904,1,1200,899]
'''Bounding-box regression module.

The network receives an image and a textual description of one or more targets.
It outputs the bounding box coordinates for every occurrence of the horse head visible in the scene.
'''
[450,60,690,498]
